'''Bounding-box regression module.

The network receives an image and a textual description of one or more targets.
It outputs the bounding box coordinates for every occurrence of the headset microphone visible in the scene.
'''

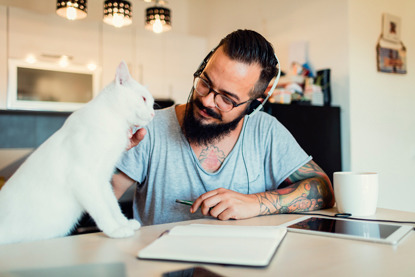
[247,53,281,118]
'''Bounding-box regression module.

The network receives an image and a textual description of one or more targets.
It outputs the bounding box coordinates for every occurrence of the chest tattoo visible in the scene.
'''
[198,145,226,172]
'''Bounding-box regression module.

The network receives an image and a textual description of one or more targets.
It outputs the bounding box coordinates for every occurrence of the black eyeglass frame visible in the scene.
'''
[192,75,252,112]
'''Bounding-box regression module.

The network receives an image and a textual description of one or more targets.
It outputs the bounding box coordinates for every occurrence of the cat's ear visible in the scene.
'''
[115,61,131,85]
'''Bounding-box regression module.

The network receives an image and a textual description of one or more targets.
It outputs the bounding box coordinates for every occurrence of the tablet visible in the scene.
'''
[282,216,413,245]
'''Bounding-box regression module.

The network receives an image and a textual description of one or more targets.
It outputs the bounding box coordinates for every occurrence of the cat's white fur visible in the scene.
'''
[0,61,154,244]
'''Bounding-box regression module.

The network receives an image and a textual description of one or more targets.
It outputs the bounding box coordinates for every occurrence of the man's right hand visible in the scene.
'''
[126,128,147,150]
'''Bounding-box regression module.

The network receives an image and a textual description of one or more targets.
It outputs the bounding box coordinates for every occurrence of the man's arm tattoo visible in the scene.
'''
[286,160,331,186]
[256,161,334,214]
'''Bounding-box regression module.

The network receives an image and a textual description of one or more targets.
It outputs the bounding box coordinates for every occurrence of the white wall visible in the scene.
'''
[189,0,351,171]
[0,1,207,180]
[192,0,415,212]
[0,6,7,107]
[1,0,414,212]
[0,1,207,109]
[349,0,415,212]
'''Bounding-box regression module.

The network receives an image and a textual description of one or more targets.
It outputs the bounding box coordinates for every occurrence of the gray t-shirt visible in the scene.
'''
[117,107,311,226]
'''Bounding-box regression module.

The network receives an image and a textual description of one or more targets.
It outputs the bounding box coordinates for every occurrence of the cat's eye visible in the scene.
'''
[142,96,147,102]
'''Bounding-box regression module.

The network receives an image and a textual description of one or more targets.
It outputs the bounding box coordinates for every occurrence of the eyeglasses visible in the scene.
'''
[193,76,252,112]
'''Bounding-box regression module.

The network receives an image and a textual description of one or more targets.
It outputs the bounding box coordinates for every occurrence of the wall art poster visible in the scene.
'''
[382,13,401,43]
[377,45,407,74]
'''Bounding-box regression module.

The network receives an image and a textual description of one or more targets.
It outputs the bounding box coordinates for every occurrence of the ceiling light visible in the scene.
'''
[59,55,70,67]
[25,54,37,64]
[145,5,171,33]
[56,0,88,20]
[103,0,133,28]
[87,63,97,71]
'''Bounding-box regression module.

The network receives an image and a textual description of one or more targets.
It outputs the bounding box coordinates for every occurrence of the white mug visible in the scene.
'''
[333,172,379,216]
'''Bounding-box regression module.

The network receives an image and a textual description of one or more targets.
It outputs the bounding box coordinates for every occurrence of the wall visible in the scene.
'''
[349,0,415,212]
[0,1,207,180]
[0,1,207,109]
[189,0,351,172]
[1,0,414,213]
[0,6,7,107]
[191,0,415,212]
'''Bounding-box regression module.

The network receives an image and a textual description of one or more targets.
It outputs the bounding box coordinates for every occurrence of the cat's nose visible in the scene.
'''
[151,112,155,117]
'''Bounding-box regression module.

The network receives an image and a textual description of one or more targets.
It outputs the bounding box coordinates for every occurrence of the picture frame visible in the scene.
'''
[7,59,100,112]
[376,44,407,74]
[382,13,401,43]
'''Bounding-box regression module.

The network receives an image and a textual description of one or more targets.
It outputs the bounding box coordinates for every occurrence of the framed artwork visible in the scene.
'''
[7,59,100,112]
[377,44,407,74]
[382,13,401,43]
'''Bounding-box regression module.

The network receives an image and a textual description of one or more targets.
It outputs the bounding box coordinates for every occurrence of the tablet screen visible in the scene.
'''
[288,217,400,239]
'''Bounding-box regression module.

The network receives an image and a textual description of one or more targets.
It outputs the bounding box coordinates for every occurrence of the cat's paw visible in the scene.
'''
[127,219,141,230]
[105,226,134,239]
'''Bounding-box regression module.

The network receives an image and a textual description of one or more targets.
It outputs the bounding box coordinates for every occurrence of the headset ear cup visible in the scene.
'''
[248,99,262,115]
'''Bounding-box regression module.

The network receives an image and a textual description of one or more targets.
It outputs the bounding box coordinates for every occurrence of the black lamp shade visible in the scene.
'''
[103,0,132,27]
[145,6,171,33]
[56,0,87,20]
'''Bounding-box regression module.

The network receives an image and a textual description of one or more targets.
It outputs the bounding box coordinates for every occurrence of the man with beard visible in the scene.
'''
[112,29,334,226]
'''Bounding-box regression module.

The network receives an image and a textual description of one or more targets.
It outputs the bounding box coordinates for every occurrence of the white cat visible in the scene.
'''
[0,61,155,244]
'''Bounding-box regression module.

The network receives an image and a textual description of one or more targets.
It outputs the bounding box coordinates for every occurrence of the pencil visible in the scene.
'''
[175,199,194,206]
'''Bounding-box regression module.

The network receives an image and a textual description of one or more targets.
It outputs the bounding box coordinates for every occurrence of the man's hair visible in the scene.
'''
[216,29,278,99]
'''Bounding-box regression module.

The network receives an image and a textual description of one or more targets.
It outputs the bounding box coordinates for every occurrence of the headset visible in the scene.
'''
[193,47,281,118]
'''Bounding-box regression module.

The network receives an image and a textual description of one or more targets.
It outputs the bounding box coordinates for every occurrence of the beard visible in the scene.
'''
[183,93,246,146]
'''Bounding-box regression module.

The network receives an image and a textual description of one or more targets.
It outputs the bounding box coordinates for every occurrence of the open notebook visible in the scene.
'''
[137,224,287,267]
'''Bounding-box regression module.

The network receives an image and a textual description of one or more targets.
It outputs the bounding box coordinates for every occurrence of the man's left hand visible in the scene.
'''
[191,188,259,220]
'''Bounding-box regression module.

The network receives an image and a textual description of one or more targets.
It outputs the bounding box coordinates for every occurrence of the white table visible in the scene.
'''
[0,208,414,276]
